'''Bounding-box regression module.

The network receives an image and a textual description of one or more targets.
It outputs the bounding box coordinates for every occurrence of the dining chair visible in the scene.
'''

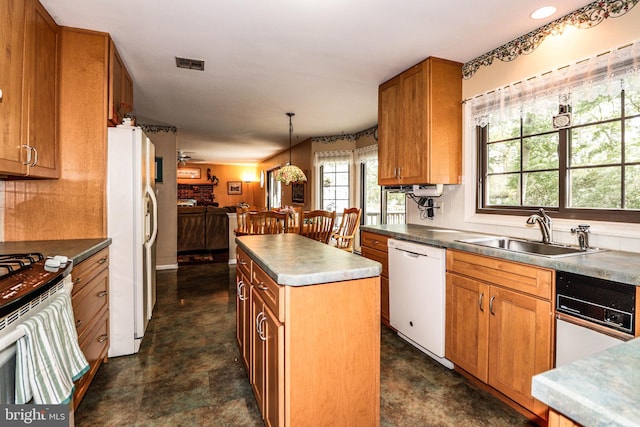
[234,207,251,236]
[300,210,336,244]
[330,208,362,252]
[247,211,289,235]
[286,207,303,234]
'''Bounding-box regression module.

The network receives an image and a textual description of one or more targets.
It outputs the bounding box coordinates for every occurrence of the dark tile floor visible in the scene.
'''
[75,263,536,426]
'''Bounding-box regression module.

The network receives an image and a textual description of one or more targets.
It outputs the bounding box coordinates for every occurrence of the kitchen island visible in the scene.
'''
[532,338,640,426]
[235,234,382,427]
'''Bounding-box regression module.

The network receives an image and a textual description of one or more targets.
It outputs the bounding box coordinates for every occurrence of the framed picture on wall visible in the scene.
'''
[177,167,201,179]
[227,181,243,195]
[292,183,305,204]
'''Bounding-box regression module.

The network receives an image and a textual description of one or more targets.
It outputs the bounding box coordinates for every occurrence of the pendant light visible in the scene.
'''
[274,112,307,185]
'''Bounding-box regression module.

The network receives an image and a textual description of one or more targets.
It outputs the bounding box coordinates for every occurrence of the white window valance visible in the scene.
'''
[313,150,354,167]
[354,144,378,164]
[467,40,640,127]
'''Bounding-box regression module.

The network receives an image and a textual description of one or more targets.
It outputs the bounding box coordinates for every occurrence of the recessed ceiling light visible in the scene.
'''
[530,6,557,20]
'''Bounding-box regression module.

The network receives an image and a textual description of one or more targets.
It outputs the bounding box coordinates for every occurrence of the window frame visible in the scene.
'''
[477,91,640,223]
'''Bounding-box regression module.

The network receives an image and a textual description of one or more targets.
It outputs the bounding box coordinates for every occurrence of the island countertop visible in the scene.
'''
[532,337,640,426]
[236,233,382,286]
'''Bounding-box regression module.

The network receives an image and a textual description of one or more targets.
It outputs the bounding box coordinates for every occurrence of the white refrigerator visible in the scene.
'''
[107,126,158,357]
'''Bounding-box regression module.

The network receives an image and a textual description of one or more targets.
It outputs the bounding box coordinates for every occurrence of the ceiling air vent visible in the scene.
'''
[175,57,205,71]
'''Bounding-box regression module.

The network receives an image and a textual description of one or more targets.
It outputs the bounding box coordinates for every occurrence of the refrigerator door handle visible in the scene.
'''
[145,185,158,248]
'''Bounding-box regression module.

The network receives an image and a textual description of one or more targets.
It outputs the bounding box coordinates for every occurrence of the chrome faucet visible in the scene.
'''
[571,224,591,251]
[526,208,553,243]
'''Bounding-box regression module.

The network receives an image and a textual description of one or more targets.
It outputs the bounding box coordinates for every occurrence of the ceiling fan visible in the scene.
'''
[177,150,203,165]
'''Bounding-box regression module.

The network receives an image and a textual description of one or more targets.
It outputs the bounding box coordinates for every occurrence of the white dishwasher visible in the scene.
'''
[388,239,453,369]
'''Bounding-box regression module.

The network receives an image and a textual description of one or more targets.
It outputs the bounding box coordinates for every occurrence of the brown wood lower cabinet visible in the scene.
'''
[236,246,380,426]
[360,231,391,327]
[446,249,554,422]
[71,247,110,410]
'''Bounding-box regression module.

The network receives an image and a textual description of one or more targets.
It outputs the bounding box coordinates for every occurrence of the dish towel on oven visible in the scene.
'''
[14,289,89,404]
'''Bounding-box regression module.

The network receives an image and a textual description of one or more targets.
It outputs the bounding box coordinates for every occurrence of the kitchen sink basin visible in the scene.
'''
[456,237,604,258]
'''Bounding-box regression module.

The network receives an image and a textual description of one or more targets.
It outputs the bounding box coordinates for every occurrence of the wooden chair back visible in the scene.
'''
[301,210,336,244]
[286,207,303,234]
[331,208,362,252]
[234,207,251,236]
[247,211,289,235]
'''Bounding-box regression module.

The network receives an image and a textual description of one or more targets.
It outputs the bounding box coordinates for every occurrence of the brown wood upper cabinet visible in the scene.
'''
[0,0,60,178]
[378,57,462,186]
[108,40,134,126]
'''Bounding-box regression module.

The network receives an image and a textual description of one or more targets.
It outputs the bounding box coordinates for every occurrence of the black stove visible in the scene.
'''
[0,253,73,318]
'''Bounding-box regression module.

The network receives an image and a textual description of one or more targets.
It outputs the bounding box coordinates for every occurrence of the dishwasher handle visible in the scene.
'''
[393,247,424,258]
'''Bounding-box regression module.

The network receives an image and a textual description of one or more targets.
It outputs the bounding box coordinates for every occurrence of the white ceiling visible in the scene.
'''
[41,0,590,164]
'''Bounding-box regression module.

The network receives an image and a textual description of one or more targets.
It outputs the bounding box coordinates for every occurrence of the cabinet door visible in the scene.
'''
[121,66,134,118]
[397,64,426,184]
[24,0,59,178]
[0,0,28,175]
[236,269,252,374]
[488,286,552,417]
[378,76,400,185]
[108,40,124,126]
[445,272,489,382]
[263,303,283,427]
[251,288,265,414]
[361,244,389,327]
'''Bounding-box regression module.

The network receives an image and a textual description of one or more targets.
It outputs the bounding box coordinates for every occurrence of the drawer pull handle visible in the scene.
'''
[489,296,496,315]
[238,260,248,265]
[256,312,265,336]
[237,280,246,301]
[74,278,82,285]
[97,290,108,297]
[256,281,268,291]
[478,292,484,312]
[97,334,108,343]
[97,257,108,264]
[76,319,82,328]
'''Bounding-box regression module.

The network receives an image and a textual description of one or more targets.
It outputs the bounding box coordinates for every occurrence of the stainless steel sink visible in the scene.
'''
[456,237,604,258]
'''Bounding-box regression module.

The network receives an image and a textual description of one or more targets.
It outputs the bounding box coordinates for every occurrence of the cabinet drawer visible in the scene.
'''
[252,264,284,323]
[72,268,109,341]
[237,247,251,277]
[361,246,388,278]
[74,308,108,409]
[79,308,109,367]
[72,248,109,293]
[446,249,553,300]
[361,232,389,253]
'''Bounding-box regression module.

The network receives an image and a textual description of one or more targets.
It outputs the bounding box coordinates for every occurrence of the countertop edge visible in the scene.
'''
[0,238,112,267]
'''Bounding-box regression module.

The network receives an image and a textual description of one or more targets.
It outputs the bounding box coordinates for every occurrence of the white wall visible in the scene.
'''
[407,6,640,253]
